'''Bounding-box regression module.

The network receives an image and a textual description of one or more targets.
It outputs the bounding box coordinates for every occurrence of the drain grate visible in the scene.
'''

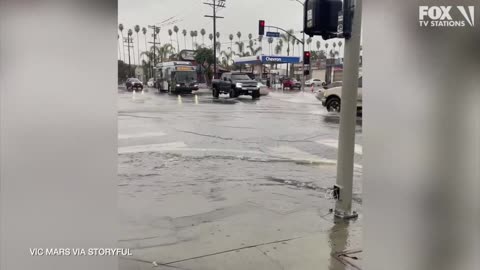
[333,249,362,270]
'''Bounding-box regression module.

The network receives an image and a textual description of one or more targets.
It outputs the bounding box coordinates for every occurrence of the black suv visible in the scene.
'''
[125,78,143,91]
[211,72,260,99]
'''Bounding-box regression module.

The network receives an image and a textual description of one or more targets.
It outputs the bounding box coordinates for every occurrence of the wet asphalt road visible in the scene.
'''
[118,87,363,270]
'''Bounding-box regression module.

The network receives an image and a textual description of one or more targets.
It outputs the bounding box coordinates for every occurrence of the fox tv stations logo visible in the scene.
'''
[419,6,474,27]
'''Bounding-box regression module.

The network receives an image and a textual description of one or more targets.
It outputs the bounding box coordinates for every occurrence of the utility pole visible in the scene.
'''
[334,0,362,219]
[124,37,134,77]
[204,0,225,80]
[148,25,160,81]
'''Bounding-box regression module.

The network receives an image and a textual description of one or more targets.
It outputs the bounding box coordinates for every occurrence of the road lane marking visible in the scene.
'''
[118,142,187,154]
[316,139,363,155]
[267,146,362,169]
[118,132,166,140]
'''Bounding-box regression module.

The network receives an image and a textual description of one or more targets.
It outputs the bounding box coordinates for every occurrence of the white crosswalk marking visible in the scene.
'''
[316,139,363,155]
[118,132,166,140]
[118,142,187,154]
[267,146,362,169]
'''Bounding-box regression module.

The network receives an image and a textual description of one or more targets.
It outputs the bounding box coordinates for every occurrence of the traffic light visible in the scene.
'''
[258,20,265,35]
[303,51,311,65]
[303,0,343,40]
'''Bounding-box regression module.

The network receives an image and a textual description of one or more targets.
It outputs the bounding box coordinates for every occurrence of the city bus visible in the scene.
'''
[155,61,199,94]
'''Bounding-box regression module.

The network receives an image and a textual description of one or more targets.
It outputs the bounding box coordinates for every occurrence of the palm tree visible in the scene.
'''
[190,31,195,49]
[155,27,161,47]
[173,26,180,53]
[325,42,329,58]
[142,27,147,61]
[127,29,133,66]
[209,33,213,48]
[216,32,220,42]
[118,24,125,61]
[248,33,252,41]
[236,31,242,41]
[247,39,261,56]
[258,35,263,54]
[134,25,141,65]
[229,34,234,49]
[200,28,206,45]
[118,34,121,60]
[182,29,187,50]
[307,37,312,51]
[168,29,173,48]
[159,44,175,62]
[280,29,295,76]
[194,30,199,46]
[235,41,245,56]
[316,40,321,52]
[338,41,343,60]
[267,37,273,54]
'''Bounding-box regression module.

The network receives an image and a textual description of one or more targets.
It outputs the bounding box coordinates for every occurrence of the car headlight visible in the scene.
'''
[176,84,180,87]
[236,83,243,88]
[194,84,198,88]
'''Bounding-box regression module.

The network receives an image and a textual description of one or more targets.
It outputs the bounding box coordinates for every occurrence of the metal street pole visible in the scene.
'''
[334,0,362,219]
[291,0,305,92]
[213,0,217,79]
[302,31,305,92]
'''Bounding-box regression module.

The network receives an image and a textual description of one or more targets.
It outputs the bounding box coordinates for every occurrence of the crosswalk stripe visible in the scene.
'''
[315,139,363,155]
[118,132,166,140]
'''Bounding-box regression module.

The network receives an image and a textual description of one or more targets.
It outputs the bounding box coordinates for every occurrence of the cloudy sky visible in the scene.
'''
[118,0,344,59]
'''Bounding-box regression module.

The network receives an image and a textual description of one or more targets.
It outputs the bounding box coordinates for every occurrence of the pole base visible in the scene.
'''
[334,209,359,220]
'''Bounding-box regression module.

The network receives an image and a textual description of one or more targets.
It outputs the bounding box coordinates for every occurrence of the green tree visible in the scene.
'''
[236,31,242,41]
[194,47,215,85]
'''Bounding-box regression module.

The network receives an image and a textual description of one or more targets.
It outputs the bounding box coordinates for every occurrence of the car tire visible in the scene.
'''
[229,89,236,98]
[326,96,341,112]
[212,88,219,98]
[252,91,260,100]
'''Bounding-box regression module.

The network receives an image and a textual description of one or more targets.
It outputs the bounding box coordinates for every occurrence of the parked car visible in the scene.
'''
[147,78,155,87]
[322,81,343,90]
[282,78,301,90]
[317,77,363,113]
[125,78,143,91]
[305,78,323,87]
[211,72,261,99]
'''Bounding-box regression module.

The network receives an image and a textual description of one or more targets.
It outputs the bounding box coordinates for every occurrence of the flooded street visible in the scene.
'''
[118,88,363,270]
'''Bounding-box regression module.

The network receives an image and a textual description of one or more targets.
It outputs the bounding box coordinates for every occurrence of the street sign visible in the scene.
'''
[266,32,280,38]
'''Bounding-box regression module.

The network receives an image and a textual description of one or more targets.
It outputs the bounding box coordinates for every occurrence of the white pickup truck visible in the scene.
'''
[316,77,363,113]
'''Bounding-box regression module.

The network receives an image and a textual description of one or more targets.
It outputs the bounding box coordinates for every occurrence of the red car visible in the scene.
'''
[282,78,301,90]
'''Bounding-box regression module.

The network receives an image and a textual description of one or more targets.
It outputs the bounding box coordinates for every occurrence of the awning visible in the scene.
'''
[234,54,301,65]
